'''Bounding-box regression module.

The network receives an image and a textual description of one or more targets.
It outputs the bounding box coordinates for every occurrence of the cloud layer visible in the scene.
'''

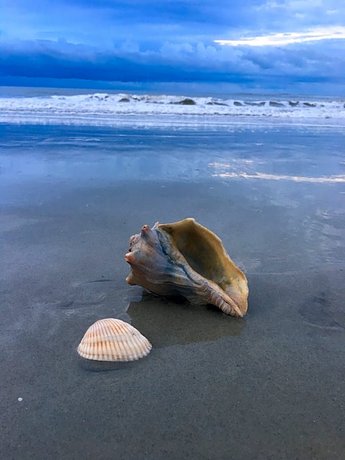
[1,0,345,94]
[215,27,345,46]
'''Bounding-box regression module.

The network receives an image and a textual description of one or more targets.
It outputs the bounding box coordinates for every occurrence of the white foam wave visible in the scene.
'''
[214,172,345,183]
[0,92,344,126]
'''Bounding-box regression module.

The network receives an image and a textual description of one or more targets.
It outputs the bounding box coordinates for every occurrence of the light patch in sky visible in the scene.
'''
[215,27,345,47]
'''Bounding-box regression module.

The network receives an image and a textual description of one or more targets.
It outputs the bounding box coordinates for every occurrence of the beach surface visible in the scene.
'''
[1,122,345,459]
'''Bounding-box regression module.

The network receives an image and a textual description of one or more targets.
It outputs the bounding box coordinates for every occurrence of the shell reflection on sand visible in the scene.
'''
[77,318,152,362]
[127,294,245,348]
[125,218,248,318]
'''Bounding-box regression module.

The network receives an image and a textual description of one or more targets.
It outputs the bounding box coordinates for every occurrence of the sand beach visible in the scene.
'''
[1,119,345,459]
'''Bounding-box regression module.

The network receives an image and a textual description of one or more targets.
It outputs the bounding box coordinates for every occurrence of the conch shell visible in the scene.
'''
[125,218,248,317]
[77,318,152,361]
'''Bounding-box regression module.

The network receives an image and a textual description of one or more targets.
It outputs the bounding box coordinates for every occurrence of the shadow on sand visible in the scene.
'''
[126,292,246,348]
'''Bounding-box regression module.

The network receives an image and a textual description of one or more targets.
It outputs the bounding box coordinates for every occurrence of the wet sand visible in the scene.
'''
[1,124,345,459]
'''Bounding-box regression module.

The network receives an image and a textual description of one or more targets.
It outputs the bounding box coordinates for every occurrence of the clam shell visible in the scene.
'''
[77,318,152,362]
[125,218,249,318]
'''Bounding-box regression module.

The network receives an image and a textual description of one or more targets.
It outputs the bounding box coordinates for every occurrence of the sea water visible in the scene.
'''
[0,86,344,127]
[1,105,344,273]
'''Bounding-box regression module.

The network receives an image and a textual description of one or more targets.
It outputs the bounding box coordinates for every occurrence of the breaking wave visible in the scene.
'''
[0,92,344,126]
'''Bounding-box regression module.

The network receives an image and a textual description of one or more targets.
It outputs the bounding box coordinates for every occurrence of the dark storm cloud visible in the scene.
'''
[0,0,345,92]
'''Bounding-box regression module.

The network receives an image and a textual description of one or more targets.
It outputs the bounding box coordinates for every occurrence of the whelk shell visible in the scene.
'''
[77,318,152,362]
[125,218,249,318]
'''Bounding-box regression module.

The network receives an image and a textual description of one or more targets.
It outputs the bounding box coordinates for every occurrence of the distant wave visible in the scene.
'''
[213,172,345,183]
[0,92,344,126]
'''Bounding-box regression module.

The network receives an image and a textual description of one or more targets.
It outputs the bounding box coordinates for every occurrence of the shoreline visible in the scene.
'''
[1,113,345,129]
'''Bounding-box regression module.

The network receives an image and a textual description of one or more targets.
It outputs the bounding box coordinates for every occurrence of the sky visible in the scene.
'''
[0,0,345,95]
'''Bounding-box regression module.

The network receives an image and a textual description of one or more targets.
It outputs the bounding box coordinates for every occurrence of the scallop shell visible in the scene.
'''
[125,218,249,318]
[77,318,152,362]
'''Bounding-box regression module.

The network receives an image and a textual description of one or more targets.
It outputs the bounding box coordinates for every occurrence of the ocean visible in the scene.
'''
[1,86,345,459]
[0,86,345,127]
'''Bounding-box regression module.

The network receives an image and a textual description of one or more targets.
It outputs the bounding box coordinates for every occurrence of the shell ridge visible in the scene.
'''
[201,279,243,317]
[121,327,137,361]
[114,320,130,360]
[91,320,101,360]
[99,318,110,360]
[128,330,143,361]
[108,320,120,360]
[105,319,117,360]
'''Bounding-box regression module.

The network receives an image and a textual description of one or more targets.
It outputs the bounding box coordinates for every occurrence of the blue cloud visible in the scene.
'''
[3,0,344,41]
[1,38,344,84]
[1,0,345,93]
